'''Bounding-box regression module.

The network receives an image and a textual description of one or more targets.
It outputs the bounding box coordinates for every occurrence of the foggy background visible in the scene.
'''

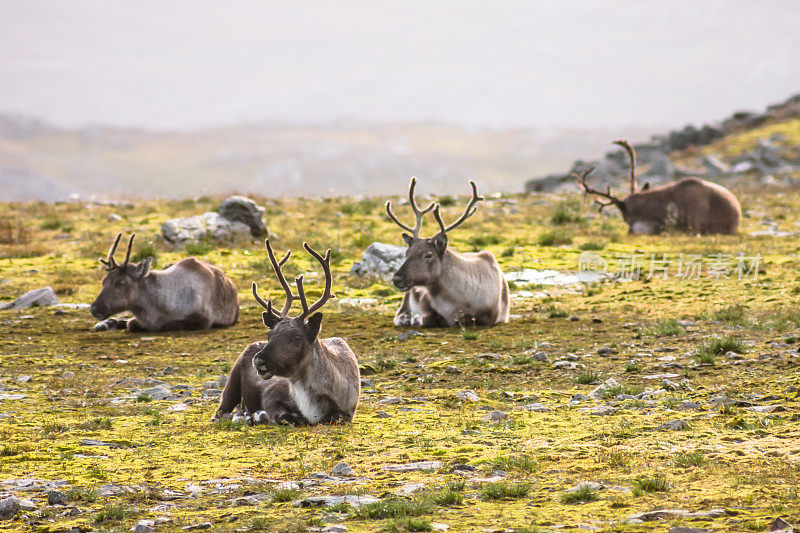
[1,1,799,200]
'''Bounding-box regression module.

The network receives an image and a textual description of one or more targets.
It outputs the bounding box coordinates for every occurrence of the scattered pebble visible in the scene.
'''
[382,461,441,472]
[483,410,508,421]
[331,462,352,477]
[455,390,479,402]
[0,496,20,520]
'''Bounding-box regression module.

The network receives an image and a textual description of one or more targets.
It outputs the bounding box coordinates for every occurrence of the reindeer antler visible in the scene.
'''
[573,166,624,212]
[100,233,136,270]
[385,176,436,237]
[298,242,333,319]
[432,180,484,237]
[252,239,334,321]
[252,239,295,319]
[613,139,638,194]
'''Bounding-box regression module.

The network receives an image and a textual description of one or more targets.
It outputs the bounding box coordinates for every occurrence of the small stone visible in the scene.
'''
[133,519,155,533]
[677,401,699,411]
[382,461,441,472]
[47,490,67,505]
[0,496,20,520]
[17,499,35,511]
[360,378,375,389]
[376,411,392,418]
[589,378,621,399]
[592,317,603,323]
[577,405,617,416]
[431,523,450,531]
[527,351,550,362]
[567,481,604,492]
[659,419,689,431]
[182,523,212,531]
[669,528,712,533]
[596,347,615,355]
[331,462,352,476]
[455,390,479,402]
[553,360,584,370]
[108,213,123,222]
[483,410,508,421]
[62,371,76,379]
[569,316,579,321]
[294,495,379,508]
[397,330,423,341]
[16,375,32,383]
[321,526,349,533]
[769,517,793,532]
[449,464,477,474]
[378,397,402,405]
[394,483,426,496]
[571,393,589,402]
[521,402,552,413]
[143,385,171,400]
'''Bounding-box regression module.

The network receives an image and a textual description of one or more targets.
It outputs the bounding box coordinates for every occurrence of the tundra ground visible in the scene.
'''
[1,182,799,532]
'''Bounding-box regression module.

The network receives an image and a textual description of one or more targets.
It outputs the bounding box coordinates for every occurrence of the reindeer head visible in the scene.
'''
[574,140,660,234]
[251,240,333,380]
[387,178,484,291]
[90,234,153,320]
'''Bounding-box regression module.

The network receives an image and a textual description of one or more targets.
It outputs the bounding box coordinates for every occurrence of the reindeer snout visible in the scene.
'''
[252,351,273,380]
[89,303,107,320]
[392,272,409,291]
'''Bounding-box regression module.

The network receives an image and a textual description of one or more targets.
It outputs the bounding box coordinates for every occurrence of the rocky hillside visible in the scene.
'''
[526,93,800,193]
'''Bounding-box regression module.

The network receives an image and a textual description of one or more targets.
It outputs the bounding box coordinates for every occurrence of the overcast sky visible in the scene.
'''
[1,1,799,131]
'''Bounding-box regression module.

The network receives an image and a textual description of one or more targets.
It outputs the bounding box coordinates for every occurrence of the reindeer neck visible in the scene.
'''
[428,249,473,298]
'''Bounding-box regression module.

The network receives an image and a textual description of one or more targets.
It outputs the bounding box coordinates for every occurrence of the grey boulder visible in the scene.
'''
[350,242,407,279]
[0,287,59,311]
[218,196,267,237]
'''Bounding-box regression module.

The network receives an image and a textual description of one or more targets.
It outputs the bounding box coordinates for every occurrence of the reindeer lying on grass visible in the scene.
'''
[90,233,239,332]
[387,177,510,327]
[214,240,360,425]
[575,140,741,235]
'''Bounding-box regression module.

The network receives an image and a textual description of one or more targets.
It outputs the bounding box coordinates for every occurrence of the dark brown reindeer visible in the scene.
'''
[575,140,741,235]
[90,233,239,332]
[387,177,510,327]
[214,239,360,425]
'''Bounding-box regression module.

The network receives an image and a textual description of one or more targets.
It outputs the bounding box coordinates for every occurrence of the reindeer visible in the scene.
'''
[387,177,510,328]
[90,234,239,332]
[214,239,360,425]
[575,140,741,235]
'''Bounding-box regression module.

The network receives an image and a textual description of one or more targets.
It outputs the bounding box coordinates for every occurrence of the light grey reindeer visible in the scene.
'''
[90,233,239,332]
[575,140,741,235]
[214,239,360,425]
[387,177,510,328]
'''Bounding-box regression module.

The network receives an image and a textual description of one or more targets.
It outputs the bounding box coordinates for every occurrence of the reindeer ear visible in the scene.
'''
[433,233,448,255]
[262,312,280,329]
[401,233,413,246]
[641,182,650,191]
[138,257,153,278]
[305,312,323,341]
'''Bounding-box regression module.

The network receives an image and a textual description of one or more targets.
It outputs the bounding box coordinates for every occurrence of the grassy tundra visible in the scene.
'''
[1,127,800,532]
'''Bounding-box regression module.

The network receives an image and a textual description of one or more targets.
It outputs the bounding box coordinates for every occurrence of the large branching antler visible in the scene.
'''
[385,176,436,237]
[100,233,135,271]
[252,240,334,322]
[613,139,638,194]
[298,242,333,319]
[252,239,295,320]
[573,166,624,212]
[432,180,484,237]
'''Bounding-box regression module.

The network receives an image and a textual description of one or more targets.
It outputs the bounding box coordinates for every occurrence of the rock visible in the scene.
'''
[378,397,402,405]
[108,213,123,222]
[397,330,423,341]
[449,464,477,474]
[702,155,730,178]
[182,523,212,531]
[394,483,426,496]
[589,378,621,399]
[230,494,270,506]
[17,499,35,511]
[483,410,508,421]
[376,411,392,419]
[577,406,616,416]
[217,196,267,237]
[142,386,171,401]
[81,439,127,449]
[455,390,479,402]
[16,375,31,384]
[553,361,585,370]
[596,347,615,356]
[360,378,375,390]
[350,242,408,279]
[0,495,20,520]
[571,393,590,402]
[0,287,59,310]
[293,495,379,509]
[431,523,450,531]
[526,350,550,362]
[47,490,67,505]
[321,526,349,533]
[769,517,793,532]
[382,461,441,472]
[133,519,155,533]
[628,509,688,522]
[677,401,699,411]
[521,402,552,412]
[659,419,689,431]
[567,481,604,492]
[669,528,712,533]
[331,462,352,477]
[161,212,251,246]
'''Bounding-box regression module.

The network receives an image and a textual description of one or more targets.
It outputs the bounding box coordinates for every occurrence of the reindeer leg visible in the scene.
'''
[394,291,414,327]
[414,291,449,328]
[126,318,147,332]
[92,317,129,331]
[213,362,242,421]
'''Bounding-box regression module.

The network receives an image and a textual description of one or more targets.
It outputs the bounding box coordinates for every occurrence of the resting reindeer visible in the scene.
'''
[575,140,741,235]
[90,233,239,332]
[387,177,510,327]
[214,240,360,425]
